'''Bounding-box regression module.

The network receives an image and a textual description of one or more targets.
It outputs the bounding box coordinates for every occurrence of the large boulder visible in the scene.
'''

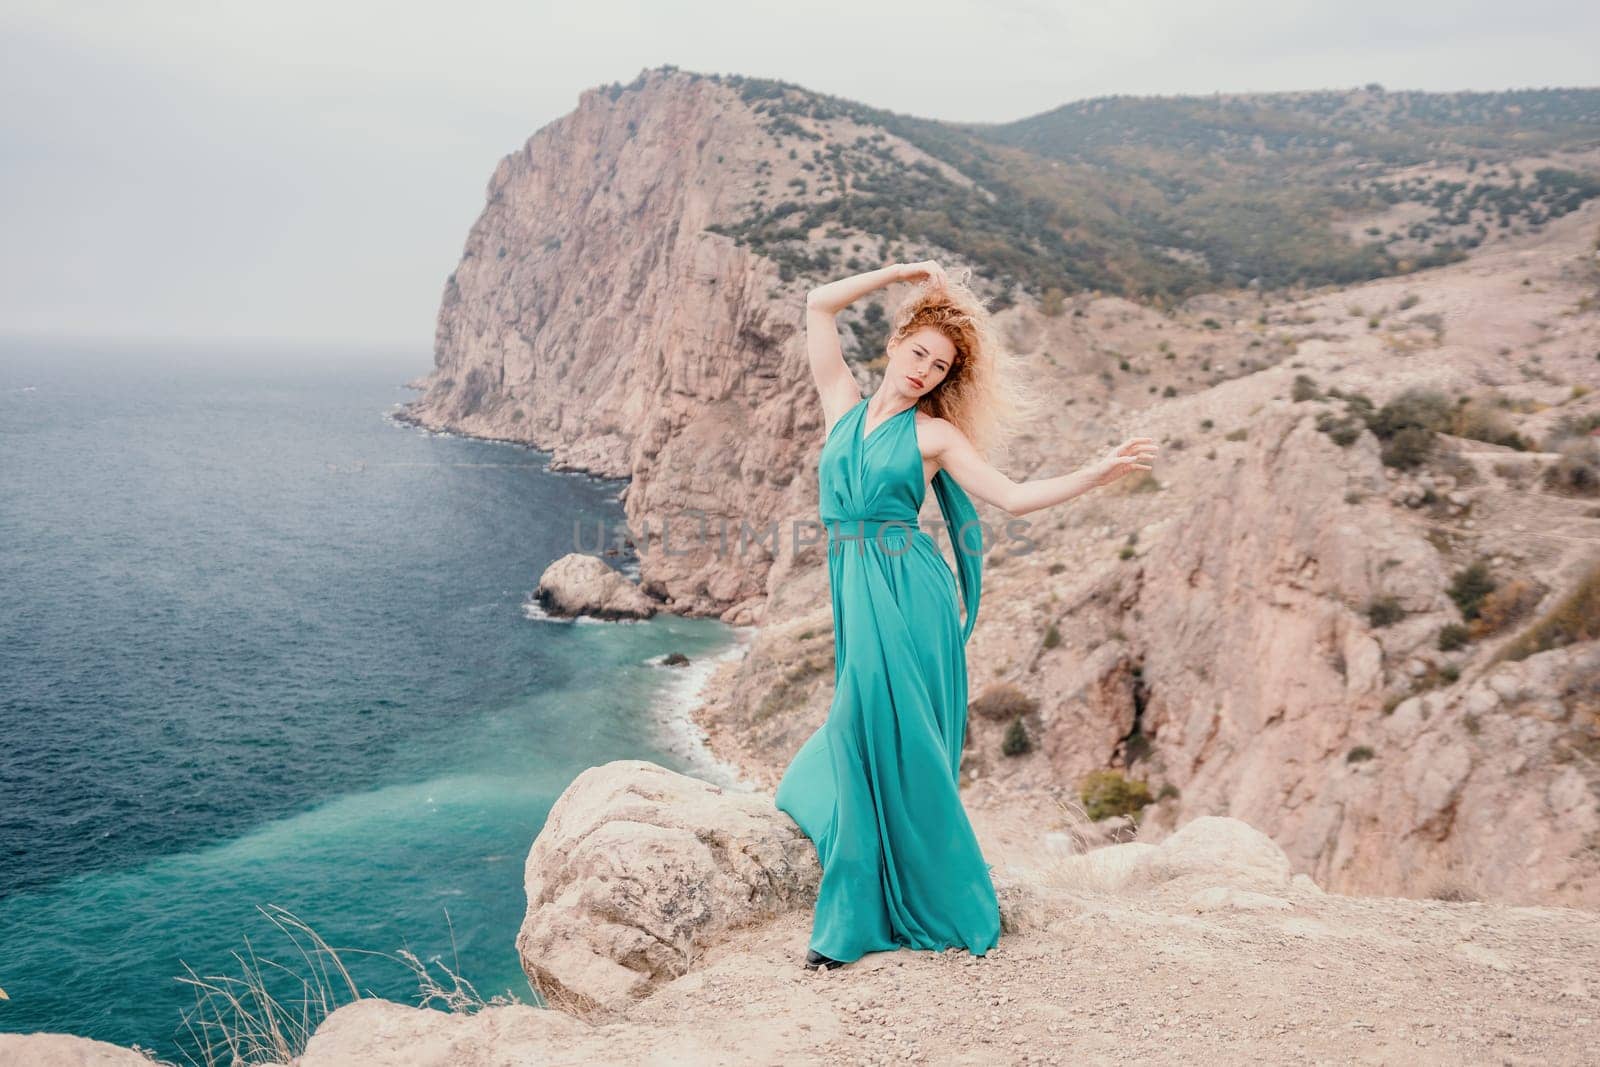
[516,760,818,1011]
[1044,815,1303,901]
[535,554,657,620]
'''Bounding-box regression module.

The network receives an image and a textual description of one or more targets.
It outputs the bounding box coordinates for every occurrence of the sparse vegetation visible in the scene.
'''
[1450,397,1528,449]
[1367,595,1405,628]
[1472,578,1544,638]
[699,74,1600,301]
[1002,716,1033,756]
[1292,374,1323,402]
[1385,426,1433,467]
[1494,559,1600,662]
[1448,561,1497,621]
[970,681,1040,722]
[1542,438,1600,497]
[1078,769,1153,822]
[752,654,834,722]
[173,904,523,1067]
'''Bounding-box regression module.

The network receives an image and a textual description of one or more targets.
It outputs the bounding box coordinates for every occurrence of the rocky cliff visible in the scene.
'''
[689,199,1600,910]
[397,67,985,623]
[400,65,1600,909]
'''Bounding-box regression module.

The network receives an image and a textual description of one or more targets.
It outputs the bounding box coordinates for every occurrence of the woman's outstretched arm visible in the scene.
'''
[926,417,1157,516]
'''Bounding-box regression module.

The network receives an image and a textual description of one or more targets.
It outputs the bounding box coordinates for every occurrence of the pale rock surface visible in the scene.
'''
[397,65,1600,911]
[1045,814,1294,897]
[288,994,842,1067]
[13,775,1600,1065]
[514,760,818,1010]
[687,204,1600,910]
[396,69,849,622]
[535,552,658,620]
[0,1033,157,1065]
[280,775,1599,1065]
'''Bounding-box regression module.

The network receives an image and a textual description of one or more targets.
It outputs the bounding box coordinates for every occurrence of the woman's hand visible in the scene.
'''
[1087,437,1158,488]
[896,260,950,288]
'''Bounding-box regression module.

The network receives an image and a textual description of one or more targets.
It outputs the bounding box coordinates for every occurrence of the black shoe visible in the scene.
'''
[804,948,844,971]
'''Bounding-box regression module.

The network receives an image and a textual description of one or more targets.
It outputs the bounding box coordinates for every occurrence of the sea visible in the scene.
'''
[0,335,748,1062]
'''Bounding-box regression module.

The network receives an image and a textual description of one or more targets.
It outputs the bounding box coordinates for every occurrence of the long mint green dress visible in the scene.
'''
[774,396,1001,963]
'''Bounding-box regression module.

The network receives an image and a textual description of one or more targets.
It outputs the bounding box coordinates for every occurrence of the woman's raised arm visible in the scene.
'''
[805,264,908,429]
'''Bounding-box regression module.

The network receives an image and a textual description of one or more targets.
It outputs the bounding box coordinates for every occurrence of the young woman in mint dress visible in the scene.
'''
[774,261,1156,971]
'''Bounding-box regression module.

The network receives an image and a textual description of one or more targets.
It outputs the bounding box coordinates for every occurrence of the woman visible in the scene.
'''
[773,260,1156,971]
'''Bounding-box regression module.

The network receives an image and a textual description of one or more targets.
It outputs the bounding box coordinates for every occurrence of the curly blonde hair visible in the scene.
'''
[888,269,1037,463]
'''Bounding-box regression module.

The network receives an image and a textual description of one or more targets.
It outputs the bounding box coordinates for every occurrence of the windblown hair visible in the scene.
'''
[889,268,1038,463]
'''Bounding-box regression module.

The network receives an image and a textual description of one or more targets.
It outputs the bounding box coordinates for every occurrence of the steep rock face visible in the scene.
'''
[1123,412,1600,904]
[688,206,1600,909]
[399,70,857,622]
[401,63,1600,910]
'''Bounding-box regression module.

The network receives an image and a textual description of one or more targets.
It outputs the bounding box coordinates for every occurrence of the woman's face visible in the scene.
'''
[888,326,958,399]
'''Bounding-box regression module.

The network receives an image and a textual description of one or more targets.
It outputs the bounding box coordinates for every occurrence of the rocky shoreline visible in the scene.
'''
[681,626,784,791]
[651,625,764,792]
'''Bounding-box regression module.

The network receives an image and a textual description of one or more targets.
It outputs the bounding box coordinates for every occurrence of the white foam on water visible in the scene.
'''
[644,626,760,792]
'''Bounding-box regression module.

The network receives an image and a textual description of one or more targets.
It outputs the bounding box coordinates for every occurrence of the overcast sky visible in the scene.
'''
[2,1,1595,352]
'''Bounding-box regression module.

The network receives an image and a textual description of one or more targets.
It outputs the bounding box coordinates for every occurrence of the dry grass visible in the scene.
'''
[526,967,604,1023]
[172,904,528,1067]
[1495,556,1600,662]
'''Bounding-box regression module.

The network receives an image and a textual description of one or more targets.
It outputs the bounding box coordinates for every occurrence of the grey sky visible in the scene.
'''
[2,1,1594,351]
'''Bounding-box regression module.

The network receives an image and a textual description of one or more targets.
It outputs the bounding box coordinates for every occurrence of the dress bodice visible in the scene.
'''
[816,397,984,644]
[818,397,924,529]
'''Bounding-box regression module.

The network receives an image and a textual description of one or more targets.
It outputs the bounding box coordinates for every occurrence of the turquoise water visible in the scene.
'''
[0,338,740,1061]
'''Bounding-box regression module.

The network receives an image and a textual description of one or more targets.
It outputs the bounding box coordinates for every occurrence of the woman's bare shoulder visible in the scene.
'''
[914,412,961,451]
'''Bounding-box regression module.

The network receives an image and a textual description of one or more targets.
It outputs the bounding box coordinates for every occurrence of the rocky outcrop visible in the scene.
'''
[535,553,658,620]
[1043,813,1314,902]
[11,770,1600,1065]
[396,67,1007,624]
[1102,411,1600,907]
[399,70,831,622]
[513,759,1039,1012]
[514,760,818,1010]
[689,204,1600,912]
